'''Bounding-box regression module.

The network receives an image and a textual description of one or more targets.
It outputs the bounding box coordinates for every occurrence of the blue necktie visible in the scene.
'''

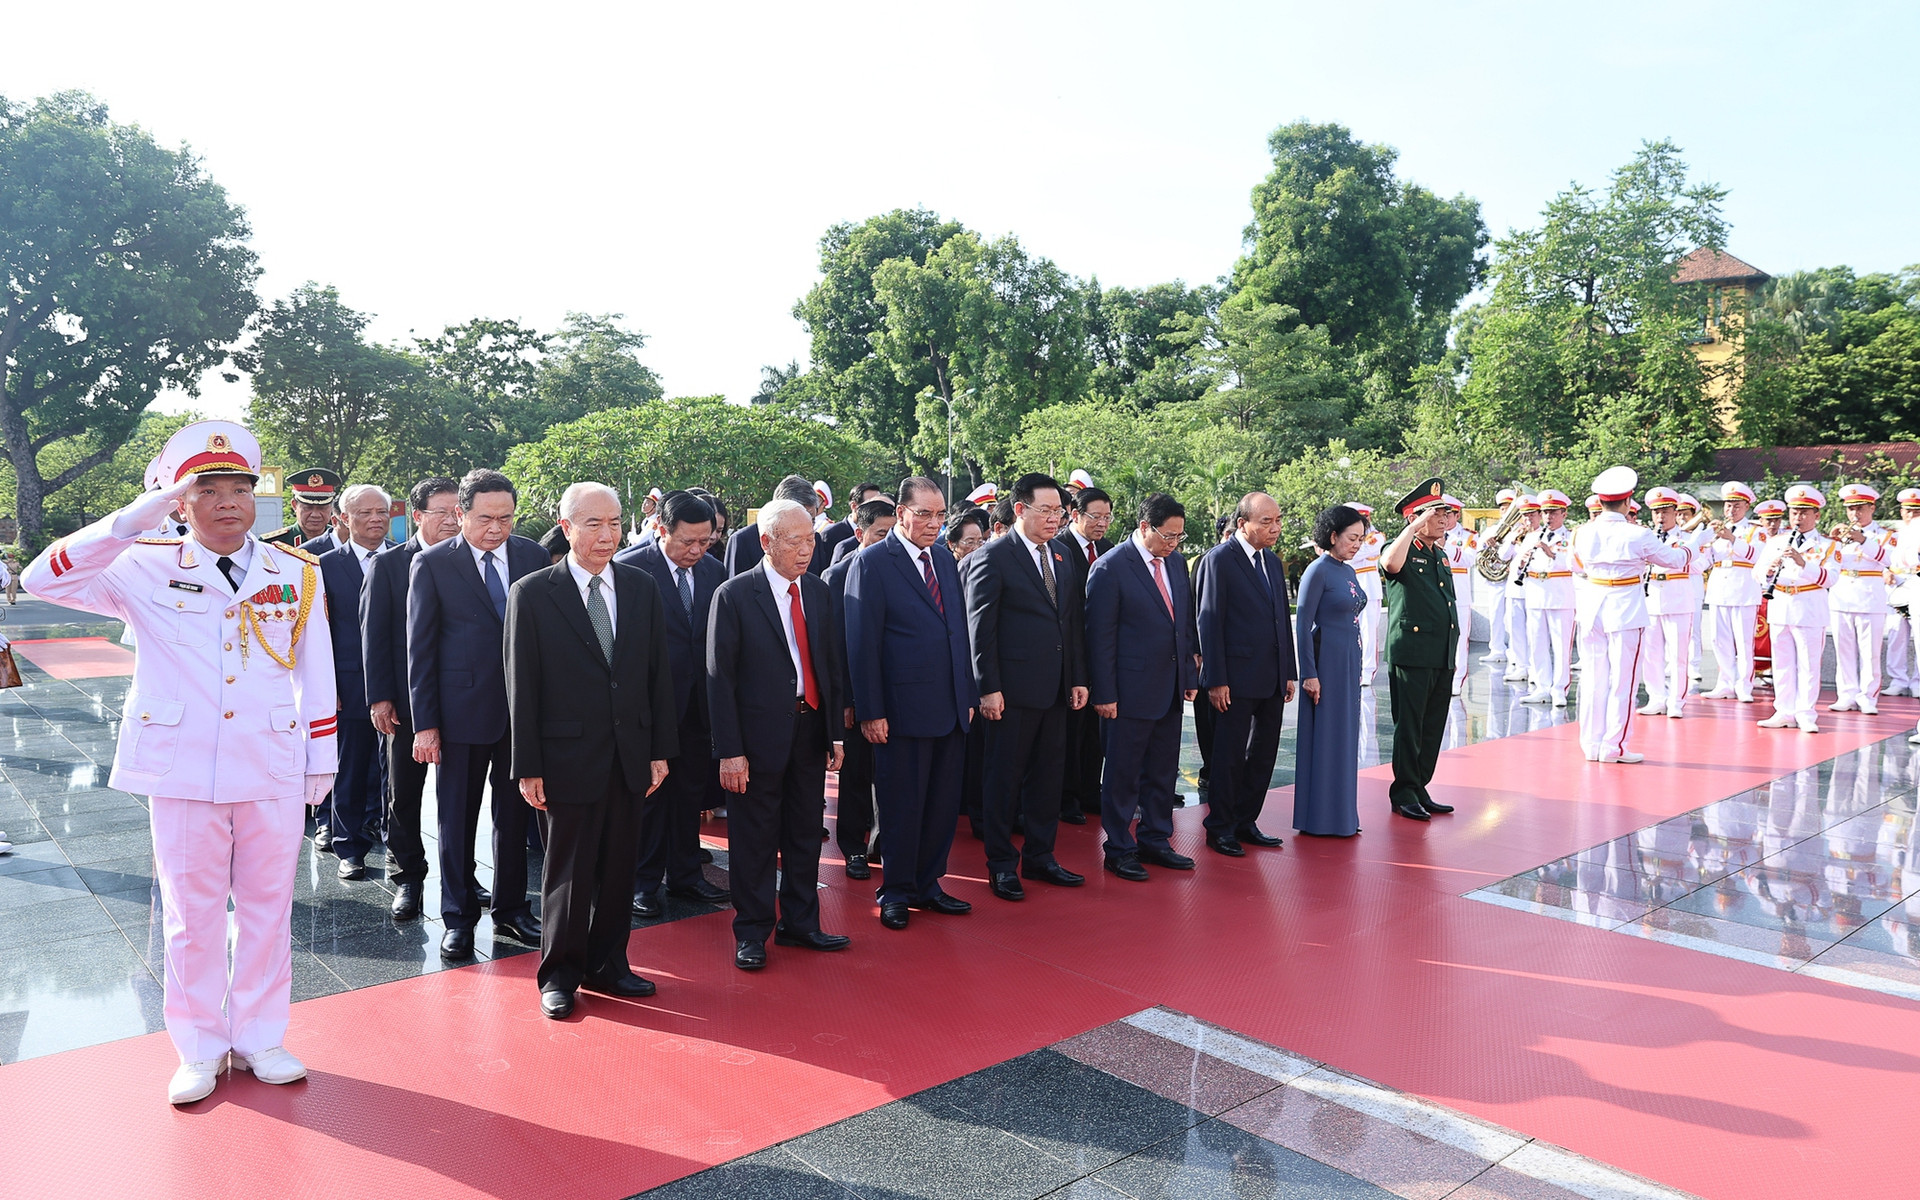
[1253,552,1273,598]
[482,551,507,620]
[677,566,693,619]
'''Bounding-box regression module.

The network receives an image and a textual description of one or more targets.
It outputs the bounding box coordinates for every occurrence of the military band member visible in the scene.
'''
[1701,482,1762,701]
[1440,496,1475,696]
[1756,485,1836,732]
[1584,494,1603,521]
[264,466,344,553]
[1483,488,1517,665]
[24,421,337,1105]
[1572,468,1687,762]
[1828,482,1891,715]
[1520,490,1575,707]
[1674,493,1708,683]
[1887,487,1920,698]
[1380,479,1457,820]
[1497,495,1541,683]
[1349,502,1384,687]
[1638,488,1705,719]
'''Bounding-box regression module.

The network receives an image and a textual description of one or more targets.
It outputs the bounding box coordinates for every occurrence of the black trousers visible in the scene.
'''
[381,721,431,885]
[1099,701,1182,857]
[437,734,532,929]
[835,725,878,858]
[982,702,1067,875]
[730,707,829,942]
[635,712,711,897]
[873,726,965,905]
[1062,706,1104,815]
[1388,665,1452,810]
[537,773,644,993]
[961,718,987,834]
[1204,691,1286,836]
[328,715,386,861]
[1193,693,1217,785]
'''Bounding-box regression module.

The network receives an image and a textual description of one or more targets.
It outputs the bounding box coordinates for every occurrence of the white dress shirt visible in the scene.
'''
[1017,528,1053,583]
[348,539,382,578]
[567,556,617,633]
[763,558,807,696]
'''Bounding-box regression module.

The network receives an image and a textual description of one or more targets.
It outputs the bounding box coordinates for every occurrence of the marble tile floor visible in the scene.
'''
[636,1006,1698,1200]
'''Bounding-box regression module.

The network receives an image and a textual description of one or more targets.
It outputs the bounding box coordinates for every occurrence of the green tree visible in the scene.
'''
[1735,268,1920,446]
[0,91,259,546]
[1192,300,1352,464]
[243,284,409,480]
[1086,281,1218,409]
[751,360,803,406]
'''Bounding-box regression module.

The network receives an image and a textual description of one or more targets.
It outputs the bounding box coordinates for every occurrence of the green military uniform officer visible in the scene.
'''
[1380,477,1458,822]
[264,467,343,551]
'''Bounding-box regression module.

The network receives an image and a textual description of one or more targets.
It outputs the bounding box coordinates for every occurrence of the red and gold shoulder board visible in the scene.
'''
[275,544,322,565]
[135,537,183,546]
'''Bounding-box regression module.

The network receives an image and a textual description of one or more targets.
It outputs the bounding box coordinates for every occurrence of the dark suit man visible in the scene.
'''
[844,476,978,930]
[1085,493,1200,882]
[1058,488,1116,821]
[315,487,398,878]
[407,469,549,958]
[615,492,730,915]
[818,480,883,565]
[961,474,1089,901]
[363,477,460,921]
[1194,493,1298,857]
[709,499,851,970]
[507,483,677,1018]
[724,473,828,576]
[823,499,897,877]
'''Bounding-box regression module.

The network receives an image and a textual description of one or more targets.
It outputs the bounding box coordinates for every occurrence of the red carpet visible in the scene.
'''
[9,635,135,679]
[3,698,1916,1200]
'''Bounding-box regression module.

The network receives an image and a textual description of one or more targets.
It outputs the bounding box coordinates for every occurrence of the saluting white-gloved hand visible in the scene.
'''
[110,476,197,540]
[303,774,335,808]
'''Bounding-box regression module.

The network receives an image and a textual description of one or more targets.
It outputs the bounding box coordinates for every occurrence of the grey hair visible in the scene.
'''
[559,481,621,522]
[339,483,391,512]
[758,497,813,537]
[773,474,820,510]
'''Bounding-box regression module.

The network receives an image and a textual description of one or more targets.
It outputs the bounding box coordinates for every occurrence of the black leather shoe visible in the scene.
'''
[1104,853,1149,882]
[313,825,333,853]
[390,882,422,921]
[699,847,714,864]
[1237,826,1283,847]
[668,879,731,904]
[440,927,475,958]
[336,855,366,880]
[540,988,574,1019]
[630,890,663,919]
[735,939,766,970]
[989,872,1025,901]
[1206,835,1245,858]
[1060,809,1087,825]
[844,854,871,880]
[583,972,657,998]
[879,902,910,930]
[1021,861,1085,887]
[1392,801,1432,821]
[473,884,492,908]
[775,927,851,951]
[1138,844,1195,870]
[1420,799,1455,815]
[493,911,543,944]
[909,892,972,915]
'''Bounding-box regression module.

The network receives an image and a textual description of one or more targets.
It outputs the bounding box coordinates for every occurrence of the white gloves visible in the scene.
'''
[111,477,195,540]
[304,773,336,808]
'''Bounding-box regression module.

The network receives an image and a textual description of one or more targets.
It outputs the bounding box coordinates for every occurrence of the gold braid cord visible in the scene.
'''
[239,562,318,671]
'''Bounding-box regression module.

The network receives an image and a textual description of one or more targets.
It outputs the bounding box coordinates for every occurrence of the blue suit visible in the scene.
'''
[318,540,393,862]
[844,532,977,904]
[360,535,429,884]
[1193,538,1297,838]
[1085,539,1199,858]
[615,541,727,896]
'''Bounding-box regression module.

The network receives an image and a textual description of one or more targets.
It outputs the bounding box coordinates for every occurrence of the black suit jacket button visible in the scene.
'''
[610,681,618,688]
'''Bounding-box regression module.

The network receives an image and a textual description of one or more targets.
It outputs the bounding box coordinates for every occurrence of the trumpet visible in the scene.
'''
[1474,499,1526,584]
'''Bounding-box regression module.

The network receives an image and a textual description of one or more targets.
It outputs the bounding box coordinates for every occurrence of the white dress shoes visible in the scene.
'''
[1829,700,1857,712]
[168,1058,223,1105]
[1859,703,1880,715]
[1666,706,1685,719]
[1797,716,1821,733]
[1637,702,1664,716]
[1521,689,1552,705]
[1700,688,1735,700]
[1599,752,1645,764]
[1758,713,1793,728]
[233,1046,307,1085]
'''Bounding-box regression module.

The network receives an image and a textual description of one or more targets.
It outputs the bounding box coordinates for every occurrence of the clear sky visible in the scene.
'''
[9,1,1917,421]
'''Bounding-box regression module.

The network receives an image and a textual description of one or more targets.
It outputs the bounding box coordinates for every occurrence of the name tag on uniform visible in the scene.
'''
[168,580,204,593]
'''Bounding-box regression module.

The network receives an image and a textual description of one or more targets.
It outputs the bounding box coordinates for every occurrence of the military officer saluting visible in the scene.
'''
[265,466,344,553]
[1379,478,1457,821]
[24,421,337,1106]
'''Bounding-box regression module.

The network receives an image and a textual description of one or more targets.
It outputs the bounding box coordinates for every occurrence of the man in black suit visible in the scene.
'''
[507,483,677,1018]
[961,473,1089,901]
[724,474,828,577]
[407,468,550,958]
[1056,487,1115,822]
[363,476,460,921]
[818,481,883,563]
[823,498,896,878]
[1194,492,1298,856]
[316,483,399,880]
[709,498,850,970]
[615,491,731,917]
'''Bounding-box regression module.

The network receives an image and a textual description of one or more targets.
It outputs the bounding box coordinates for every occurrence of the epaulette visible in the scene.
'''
[261,526,301,547]
[274,543,322,565]
[135,536,183,546]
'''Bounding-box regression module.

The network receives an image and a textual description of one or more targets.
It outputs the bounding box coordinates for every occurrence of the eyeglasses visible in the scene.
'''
[905,507,948,523]
[1024,505,1064,519]
[1148,526,1184,544]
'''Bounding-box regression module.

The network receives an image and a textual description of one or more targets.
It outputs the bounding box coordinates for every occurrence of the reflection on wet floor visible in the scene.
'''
[1472,732,1920,999]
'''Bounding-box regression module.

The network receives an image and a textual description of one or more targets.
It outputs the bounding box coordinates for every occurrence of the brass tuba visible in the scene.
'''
[1475,501,1525,584]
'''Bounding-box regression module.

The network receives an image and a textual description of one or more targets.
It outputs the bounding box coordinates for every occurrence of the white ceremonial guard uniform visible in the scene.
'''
[1496,509,1535,682]
[1444,518,1477,695]
[23,430,336,1093]
[1703,503,1763,701]
[1829,519,1891,714]
[1640,524,1705,718]
[1521,518,1575,705]
[1484,491,1516,663]
[1885,525,1917,696]
[1571,486,1685,763]
[1353,520,1385,686]
[1756,510,1835,731]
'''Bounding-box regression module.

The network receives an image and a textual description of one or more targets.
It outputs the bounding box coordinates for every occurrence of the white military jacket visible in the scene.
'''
[1444,526,1477,608]
[1704,519,1763,607]
[1829,521,1892,615]
[1644,526,1707,617]
[1890,521,1920,612]
[1571,513,1687,633]
[1756,529,1836,628]
[23,510,337,803]
[1517,524,1575,609]
[1352,528,1385,602]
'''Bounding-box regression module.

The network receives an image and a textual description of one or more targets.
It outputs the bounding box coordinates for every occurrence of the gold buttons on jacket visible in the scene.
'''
[225,675,235,684]
[224,642,233,651]
[140,712,150,721]
[1413,625,1420,632]
[223,711,234,719]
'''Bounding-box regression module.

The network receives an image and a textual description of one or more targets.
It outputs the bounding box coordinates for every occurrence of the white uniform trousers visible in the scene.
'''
[1708,604,1758,697]
[1641,612,1695,713]
[1688,606,1705,680]
[1487,589,1509,658]
[150,793,305,1064]
[1452,599,1472,694]
[1502,591,1530,678]
[1527,607,1573,697]
[1578,625,1644,760]
[1769,623,1825,723]
[1831,612,1887,708]
[1886,611,1914,693]
[1360,597,1382,685]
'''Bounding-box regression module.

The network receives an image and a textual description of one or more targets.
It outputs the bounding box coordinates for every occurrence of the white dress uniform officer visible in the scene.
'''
[1701,482,1763,702]
[23,421,337,1106]
[1483,488,1517,665]
[1349,502,1385,687]
[1520,490,1576,707]
[1756,485,1837,733]
[1496,496,1540,683]
[1888,488,1920,699]
[1674,493,1709,683]
[1638,488,1705,718]
[1828,482,1892,715]
[1571,468,1687,763]
[1441,496,1476,695]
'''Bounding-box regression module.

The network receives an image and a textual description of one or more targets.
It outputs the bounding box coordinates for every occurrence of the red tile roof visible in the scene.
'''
[1714,442,1920,481]
[1673,248,1770,285]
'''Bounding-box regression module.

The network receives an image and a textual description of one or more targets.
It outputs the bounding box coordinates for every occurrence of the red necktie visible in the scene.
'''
[920,549,944,614]
[1151,556,1175,621]
[788,581,820,708]
[1086,541,1097,565]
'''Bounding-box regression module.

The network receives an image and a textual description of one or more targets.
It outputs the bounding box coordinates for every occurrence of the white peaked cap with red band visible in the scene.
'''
[813,480,833,508]
[156,419,261,484]
[1676,493,1700,510]
[1754,499,1787,518]
[1591,466,1637,504]
[1441,494,1463,511]
[1785,484,1826,510]
[965,483,998,505]
[1068,469,1094,489]
[1838,482,1879,506]
[1584,495,1602,512]
[1496,488,1517,506]
[1347,501,1374,517]
[1519,494,1541,512]
[1644,487,1680,509]
[1721,481,1757,504]
[1538,489,1572,510]
[1899,487,1920,508]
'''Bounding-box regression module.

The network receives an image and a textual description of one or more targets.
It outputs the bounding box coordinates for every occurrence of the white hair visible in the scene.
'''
[758,497,812,536]
[559,481,621,521]
[338,483,390,511]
